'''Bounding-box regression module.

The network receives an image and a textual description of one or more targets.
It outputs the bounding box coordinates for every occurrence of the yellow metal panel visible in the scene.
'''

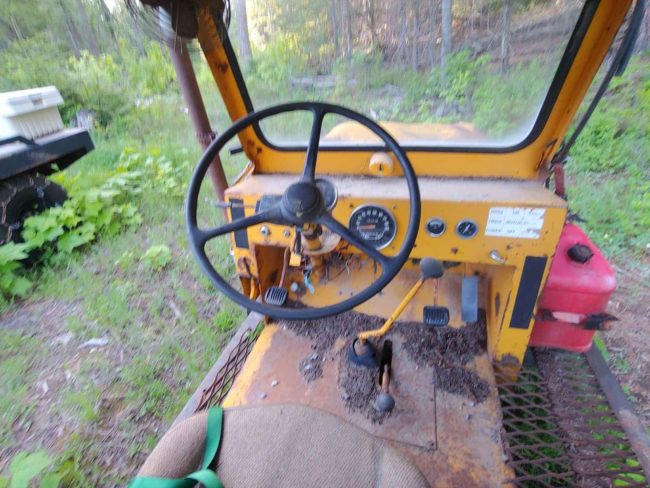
[223,175,566,364]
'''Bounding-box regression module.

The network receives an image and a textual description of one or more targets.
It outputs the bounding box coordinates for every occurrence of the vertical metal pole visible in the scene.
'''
[164,36,228,201]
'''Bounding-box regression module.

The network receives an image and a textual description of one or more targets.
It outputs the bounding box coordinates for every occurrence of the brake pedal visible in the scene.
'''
[264,286,288,306]
[423,306,450,327]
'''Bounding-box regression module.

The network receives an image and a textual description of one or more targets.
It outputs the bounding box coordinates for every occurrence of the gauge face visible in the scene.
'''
[426,218,446,237]
[456,219,479,239]
[349,205,397,250]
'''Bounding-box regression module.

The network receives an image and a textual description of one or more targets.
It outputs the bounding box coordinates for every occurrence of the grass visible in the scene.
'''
[0,107,248,485]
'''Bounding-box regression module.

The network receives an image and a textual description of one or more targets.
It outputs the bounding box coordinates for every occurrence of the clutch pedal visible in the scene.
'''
[423,306,449,327]
[264,286,288,306]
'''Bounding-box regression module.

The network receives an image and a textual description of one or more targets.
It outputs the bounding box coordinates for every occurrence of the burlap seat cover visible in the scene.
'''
[138,404,429,487]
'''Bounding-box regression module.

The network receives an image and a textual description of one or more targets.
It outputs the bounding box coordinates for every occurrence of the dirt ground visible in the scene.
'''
[600,262,650,431]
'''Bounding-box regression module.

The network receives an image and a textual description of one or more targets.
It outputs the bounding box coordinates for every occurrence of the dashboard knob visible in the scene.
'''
[369,152,394,176]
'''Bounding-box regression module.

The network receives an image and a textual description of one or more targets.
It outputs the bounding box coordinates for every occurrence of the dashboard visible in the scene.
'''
[225,174,567,268]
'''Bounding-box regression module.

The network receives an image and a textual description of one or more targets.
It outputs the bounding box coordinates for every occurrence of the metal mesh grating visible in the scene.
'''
[496,349,648,487]
[196,327,259,411]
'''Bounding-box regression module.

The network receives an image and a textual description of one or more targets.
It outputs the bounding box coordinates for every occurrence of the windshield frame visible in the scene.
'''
[222,0,600,154]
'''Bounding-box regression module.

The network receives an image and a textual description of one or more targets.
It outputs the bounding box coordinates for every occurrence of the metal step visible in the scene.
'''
[496,348,649,487]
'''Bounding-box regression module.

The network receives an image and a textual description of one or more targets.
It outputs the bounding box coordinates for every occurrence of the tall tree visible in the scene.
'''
[57,0,82,56]
[500,0,512,74]
[234,0,253,65]
[75,0,99,55]
[99,0,119,51]
[441,0,452,69]
[428,0,438,68]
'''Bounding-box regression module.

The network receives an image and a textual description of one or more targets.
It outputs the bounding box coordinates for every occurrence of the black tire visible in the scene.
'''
[0,174,68,245]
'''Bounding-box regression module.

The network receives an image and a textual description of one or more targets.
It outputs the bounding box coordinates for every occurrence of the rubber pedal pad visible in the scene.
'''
[423,306,450,327]
[461,276,479,324]
[264,286,288,306]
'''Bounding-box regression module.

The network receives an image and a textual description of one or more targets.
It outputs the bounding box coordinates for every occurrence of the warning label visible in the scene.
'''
[485,207,546,239]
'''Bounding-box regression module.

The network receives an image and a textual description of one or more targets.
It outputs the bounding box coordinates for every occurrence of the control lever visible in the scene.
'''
[349,258,444,368]
[374,341,395,413]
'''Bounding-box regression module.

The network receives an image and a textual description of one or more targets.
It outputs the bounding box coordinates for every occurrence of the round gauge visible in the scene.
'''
[426,218,446,237]
[456,219,479,239]
[349,205,397,250]
[315,178,338,210]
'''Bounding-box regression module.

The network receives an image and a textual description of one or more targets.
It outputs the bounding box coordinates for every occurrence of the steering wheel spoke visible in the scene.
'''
[301,108,326,182]
[196,205,283,247]
[318,212,392,269]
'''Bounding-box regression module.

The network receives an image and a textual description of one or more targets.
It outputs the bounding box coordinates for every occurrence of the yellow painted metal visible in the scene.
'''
[224,175,567,364]
[196,0,632,180]
[192,1,631,366]
[358,277,425,342]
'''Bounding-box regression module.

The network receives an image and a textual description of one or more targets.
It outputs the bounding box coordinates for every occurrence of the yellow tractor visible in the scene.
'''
[130,1,649,486]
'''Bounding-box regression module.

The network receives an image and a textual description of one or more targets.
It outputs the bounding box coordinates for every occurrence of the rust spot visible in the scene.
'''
[217,62,229,73]
[451,247,459,254]
[237,257,252,278]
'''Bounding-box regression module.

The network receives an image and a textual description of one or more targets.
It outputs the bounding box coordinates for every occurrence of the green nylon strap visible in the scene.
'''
[202,406,223,470]
[128,406,224,488]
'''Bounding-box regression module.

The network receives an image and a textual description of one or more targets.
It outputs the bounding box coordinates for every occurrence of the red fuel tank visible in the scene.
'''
[529,223,617,352]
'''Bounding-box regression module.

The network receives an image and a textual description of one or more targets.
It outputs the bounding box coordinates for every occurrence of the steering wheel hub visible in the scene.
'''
[282,181,323,223]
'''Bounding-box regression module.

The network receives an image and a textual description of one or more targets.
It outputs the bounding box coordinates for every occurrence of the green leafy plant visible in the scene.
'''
[0,450,60,488]
[0,243,32,298]
[0,149,186,298]
[141,244,172,271]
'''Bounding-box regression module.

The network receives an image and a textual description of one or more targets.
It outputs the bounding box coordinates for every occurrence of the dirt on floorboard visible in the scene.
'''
[298,353,323,382]
[396,313,489,403]
[282,310,490,422]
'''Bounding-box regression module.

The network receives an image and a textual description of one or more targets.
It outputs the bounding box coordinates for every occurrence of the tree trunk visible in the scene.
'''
[9,14,24,42]
[99,0,119,51]
[397,6,408,65]
[342,0,353,61]
[364,0,378,52]
[75,0,99,55]
[428,0,438,68]
[411,5,419,70]
[57,0,82,56]
[233,0,253,65]
[500,0,512,74]
[441,0,452,69]
[328,0,340,58]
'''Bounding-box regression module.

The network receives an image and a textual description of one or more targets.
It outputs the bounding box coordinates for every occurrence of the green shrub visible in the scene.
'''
[0,450,60,488]
[0,243,32,298]
[141,244,173,271]
[0,150,188,299]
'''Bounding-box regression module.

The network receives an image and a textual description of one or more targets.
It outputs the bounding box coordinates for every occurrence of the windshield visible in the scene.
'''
[231,0,587,148]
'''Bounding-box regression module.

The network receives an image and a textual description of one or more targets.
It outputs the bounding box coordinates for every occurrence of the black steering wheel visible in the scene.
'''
[186,102,421,319]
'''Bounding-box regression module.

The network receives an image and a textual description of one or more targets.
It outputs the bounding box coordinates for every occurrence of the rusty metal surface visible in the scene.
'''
[196,327,259,411]
[174,312,262,426]
[496,349,648,487]
[219,323,512,487]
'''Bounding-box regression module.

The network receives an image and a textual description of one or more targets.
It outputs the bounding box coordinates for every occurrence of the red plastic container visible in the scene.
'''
[529,223,617,352]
